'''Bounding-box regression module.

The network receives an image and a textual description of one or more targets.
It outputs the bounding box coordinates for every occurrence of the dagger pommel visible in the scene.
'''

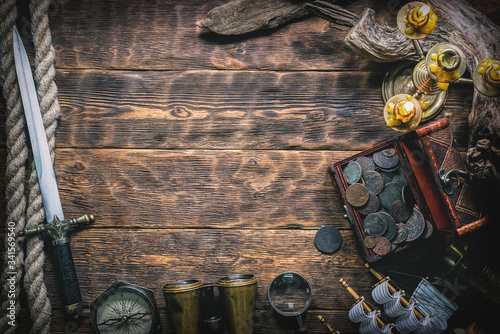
[69,214,95,227]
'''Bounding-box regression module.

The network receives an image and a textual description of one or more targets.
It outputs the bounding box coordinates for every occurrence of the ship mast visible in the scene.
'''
[339,278,392,329]
[365,263,426,320]
[317,315,340,334]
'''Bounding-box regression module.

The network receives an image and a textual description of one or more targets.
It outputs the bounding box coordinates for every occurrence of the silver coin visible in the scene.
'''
[364,213,388,237]
[404,207,425,242]
[381,171,397,185]
[315,226,342,253]
[392,174,408,186]
[356,156,375,175]
[423,220,434,239]
[358,192,380,216]
[363,171,384,195]
[343,161,362,185]
[379,212,397,241]
[382,148,396,157]
[378,165,399,173]
[392,223,408,244]
[379,182,404,210]
[390,200,411,223]
[373,150,399,170]
[402,185,416,208]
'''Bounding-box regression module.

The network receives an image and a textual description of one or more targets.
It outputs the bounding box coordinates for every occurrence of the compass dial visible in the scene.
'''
[92,285,157,334]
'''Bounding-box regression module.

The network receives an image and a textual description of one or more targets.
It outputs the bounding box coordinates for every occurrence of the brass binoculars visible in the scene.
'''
[163,274,258,334]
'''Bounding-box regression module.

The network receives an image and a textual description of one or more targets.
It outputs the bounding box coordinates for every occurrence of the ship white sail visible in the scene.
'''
[383,295,415,318]
[359,316,394,334]
[348,297,394,334]
[409,278,458,320]
[372,280,400,305]
[348,297,377,323]
[414,314,448,334]
[368,276,457,334]
[396,309,431,333]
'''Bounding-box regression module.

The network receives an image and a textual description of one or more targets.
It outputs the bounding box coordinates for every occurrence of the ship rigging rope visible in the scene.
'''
[0,0,60,333]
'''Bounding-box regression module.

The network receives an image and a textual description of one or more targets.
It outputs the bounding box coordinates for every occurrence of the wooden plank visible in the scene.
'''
[3,1,498,333]
[55,148,353,229]
[53,69,474,151]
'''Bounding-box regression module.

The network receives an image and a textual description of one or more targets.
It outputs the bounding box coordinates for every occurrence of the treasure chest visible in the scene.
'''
[330,118,488,262]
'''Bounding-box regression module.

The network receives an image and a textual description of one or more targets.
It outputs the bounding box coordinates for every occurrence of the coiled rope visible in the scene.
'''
[0,0,60,332]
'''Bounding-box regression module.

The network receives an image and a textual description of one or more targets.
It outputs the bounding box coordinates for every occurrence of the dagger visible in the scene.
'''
[13,26,94,318]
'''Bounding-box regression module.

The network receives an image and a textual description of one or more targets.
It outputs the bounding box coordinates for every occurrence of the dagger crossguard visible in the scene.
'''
[19,214,95,245]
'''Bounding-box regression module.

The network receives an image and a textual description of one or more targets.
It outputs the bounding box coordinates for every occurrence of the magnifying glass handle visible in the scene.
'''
[296,315,308,333]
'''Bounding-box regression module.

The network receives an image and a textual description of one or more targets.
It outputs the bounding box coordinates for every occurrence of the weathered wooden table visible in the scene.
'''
[2,0,500,333]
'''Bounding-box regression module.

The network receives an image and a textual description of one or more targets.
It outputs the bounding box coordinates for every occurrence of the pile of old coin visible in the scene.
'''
[343,147,433,257]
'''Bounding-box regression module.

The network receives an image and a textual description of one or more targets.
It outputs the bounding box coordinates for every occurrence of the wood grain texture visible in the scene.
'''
[53,68,474,151]
[43,0,370,71]
[0,67,480,150]
[1,0,499,333]
[12,0,499,72]
[54,149,352,229]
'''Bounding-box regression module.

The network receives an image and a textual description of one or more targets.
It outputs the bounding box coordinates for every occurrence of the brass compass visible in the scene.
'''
[90,281,162,334]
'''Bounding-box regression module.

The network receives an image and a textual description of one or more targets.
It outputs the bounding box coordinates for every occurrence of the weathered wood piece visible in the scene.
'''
[305,1,360,28]
[196,0,309,35]
[308,0,500,207]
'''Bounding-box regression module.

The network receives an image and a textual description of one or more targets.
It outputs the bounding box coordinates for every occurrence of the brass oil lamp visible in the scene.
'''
[382,2,500,132]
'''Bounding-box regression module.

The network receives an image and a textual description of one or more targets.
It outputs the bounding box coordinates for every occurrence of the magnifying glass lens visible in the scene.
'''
[268,273,312,315]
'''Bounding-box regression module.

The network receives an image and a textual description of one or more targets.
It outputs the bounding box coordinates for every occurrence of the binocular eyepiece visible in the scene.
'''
[163,274,258,334]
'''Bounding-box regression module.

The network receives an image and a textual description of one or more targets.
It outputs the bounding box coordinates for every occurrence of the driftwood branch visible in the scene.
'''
[195,0,309,35]
[304,1,359,27]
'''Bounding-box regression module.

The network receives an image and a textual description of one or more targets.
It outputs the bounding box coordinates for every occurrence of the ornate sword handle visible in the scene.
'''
[18,214,94,238]
[18,214,94,318]
[54,240,86,317]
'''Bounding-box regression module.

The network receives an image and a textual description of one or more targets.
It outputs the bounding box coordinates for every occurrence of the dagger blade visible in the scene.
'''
[13,26,64,223]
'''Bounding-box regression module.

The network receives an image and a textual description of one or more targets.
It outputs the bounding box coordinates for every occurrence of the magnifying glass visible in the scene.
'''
[268,272,312,333]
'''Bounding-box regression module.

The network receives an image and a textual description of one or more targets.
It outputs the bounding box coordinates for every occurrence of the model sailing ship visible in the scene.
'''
[340,264,457,334]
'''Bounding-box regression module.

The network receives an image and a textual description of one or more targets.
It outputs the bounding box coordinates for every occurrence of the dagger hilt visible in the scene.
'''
[18,214,94,318]
[19,214,94,241]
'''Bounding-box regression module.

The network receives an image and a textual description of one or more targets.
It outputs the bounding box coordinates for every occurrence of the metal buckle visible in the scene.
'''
[438,169,469,195]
